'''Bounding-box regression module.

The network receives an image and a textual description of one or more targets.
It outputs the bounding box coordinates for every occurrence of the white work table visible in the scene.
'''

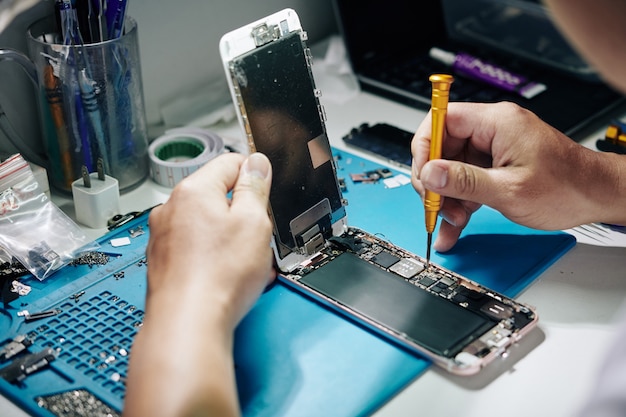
[2,88,626,417]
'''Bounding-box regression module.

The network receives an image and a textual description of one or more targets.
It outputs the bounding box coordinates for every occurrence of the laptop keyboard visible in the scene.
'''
[361,54,510,104]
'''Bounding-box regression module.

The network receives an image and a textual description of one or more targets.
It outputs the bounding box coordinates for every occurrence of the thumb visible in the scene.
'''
[232,152,272,207]
[420,159,497,205]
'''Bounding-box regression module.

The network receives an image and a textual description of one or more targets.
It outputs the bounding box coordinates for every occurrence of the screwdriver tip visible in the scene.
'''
[426,232,432,268]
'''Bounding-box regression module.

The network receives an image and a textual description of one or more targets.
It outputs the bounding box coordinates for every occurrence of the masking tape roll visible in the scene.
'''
[148,128,224,188]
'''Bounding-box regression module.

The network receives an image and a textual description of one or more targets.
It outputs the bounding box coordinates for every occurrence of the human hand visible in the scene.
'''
[411,101,612,252]
[125,152,274,417]
[146,152,275,328]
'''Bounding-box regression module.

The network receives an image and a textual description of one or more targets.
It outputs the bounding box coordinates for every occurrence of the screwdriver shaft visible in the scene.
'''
[424,74,454,267]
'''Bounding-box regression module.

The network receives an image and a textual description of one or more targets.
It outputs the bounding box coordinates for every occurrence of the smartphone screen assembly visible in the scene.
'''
[220,9,346,270]
[219,9,538,375]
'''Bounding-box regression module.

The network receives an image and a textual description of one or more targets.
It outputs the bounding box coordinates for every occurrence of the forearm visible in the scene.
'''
[123,289,240,417]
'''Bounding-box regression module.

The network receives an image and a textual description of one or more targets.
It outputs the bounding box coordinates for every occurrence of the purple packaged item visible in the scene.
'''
[429,47,547,99]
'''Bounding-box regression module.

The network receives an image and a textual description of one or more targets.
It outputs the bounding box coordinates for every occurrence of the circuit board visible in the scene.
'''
[283,226,536,370]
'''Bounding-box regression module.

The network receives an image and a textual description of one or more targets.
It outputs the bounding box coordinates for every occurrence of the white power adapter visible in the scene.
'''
[72,164,120,229]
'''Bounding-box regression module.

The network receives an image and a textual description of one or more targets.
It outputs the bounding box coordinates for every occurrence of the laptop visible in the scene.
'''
[332,0,625,140]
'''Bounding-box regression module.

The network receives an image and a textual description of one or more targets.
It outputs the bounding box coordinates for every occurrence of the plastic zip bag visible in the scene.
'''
[0,154,99,280]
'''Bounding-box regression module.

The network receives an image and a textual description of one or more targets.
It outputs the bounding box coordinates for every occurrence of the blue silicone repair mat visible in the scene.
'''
[0,148,575,417]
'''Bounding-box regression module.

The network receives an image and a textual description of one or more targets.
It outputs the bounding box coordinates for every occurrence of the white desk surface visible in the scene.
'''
[3,89,626,417]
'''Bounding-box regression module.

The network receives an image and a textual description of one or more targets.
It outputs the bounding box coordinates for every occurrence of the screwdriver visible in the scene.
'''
[424,74,454,268]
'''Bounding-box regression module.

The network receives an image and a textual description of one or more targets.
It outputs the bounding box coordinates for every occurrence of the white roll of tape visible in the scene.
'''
[148,128,224,188]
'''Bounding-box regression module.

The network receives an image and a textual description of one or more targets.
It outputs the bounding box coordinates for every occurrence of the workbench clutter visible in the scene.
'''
[596,119,626,155]
[148,127,226,188]
[0,0,149,195]
[0,154,99,281]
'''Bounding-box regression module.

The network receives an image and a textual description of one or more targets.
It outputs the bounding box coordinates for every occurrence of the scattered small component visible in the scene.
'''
[70,291,85,303]
[350,172,377,183]
[11,280,31,296]
[0,258,29,280]
[375,168,393,178]
[0,347,56,383]
[17,308,62,322]
[349,168,393,184]
[107,204,161,230]
[1,259,30,305]
[113,271,125,280]
[35,324,49,333]
[69,251,110,267]
[128,225,145,238]
[0,335,32,363]
[110,372,126,383]
[36,389,121,417]
[350,171,380,183]
[107,213,132,229]
[1,279,18,306]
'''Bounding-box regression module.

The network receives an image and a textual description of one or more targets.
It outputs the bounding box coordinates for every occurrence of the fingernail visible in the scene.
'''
[412,158,420,180]
[423,163,447,189]
[243,153,271,179]
[439,210,457,227]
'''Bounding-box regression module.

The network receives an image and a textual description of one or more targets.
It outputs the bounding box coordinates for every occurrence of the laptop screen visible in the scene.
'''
[331,0,446,72]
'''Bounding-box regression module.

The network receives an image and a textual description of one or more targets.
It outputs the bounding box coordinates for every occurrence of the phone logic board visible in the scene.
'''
[284,227,537,372]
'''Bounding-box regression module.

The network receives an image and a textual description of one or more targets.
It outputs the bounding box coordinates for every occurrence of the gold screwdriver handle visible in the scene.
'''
[424,74,454,233]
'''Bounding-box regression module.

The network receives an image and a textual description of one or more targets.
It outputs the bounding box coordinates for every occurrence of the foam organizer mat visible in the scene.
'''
[0,148,576,417]
[0,215,150,416]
